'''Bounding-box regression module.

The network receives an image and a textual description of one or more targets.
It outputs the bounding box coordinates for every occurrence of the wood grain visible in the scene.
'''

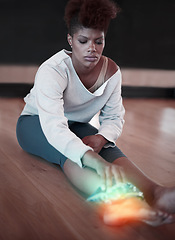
[0,98,175,240]
[1,65,175,87]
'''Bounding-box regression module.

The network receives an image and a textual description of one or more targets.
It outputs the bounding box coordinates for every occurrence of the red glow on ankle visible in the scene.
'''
[99,197,150,226]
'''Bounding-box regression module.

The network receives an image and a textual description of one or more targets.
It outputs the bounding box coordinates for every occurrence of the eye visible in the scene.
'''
[78,40,87,44]
[96,41,103,45]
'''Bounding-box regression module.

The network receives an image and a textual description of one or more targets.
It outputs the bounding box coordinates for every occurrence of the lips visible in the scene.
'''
[84,55,98,62]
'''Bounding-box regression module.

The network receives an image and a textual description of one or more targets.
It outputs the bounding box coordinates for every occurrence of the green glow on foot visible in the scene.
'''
[87,182,144,203]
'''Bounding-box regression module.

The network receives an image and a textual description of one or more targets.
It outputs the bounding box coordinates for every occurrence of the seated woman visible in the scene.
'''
[16,0,175,226]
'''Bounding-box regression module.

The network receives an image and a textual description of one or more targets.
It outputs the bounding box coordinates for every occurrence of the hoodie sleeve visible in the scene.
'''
[98,69,125,147]
[35,64,93,167]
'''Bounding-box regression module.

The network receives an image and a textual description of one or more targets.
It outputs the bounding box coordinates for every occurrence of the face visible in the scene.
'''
[68,27,105,72]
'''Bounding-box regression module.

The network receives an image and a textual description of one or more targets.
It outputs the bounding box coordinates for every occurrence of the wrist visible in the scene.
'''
[81,150,96,166]
[81,150,104,169]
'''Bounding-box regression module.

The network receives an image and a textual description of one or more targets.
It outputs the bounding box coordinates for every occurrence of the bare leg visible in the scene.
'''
[113,157,158,205]
[63,158,102,196]
[64,156,175,216]
[64,156,158,203]
[114,157,175,213]
[63,157,172,225]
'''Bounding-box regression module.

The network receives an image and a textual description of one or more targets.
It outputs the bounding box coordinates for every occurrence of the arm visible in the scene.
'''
[98,68,125,146]
[35,65,93,167]
[82,68,125,152]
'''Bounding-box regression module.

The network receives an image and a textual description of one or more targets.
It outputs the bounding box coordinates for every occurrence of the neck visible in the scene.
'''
[72,57,94,76]
[71,54,102,78]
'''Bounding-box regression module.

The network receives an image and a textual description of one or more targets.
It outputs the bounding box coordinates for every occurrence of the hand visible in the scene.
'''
[82,135,108,153]
[97,162,126,191]
[82,150,126,191]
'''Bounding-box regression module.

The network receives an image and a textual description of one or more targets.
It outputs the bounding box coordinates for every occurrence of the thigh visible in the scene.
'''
[16,115,67,168]
[99,146,126,164]
[68,121,98,138]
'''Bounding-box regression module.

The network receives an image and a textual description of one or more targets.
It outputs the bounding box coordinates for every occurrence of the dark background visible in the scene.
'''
[0,0,175,69]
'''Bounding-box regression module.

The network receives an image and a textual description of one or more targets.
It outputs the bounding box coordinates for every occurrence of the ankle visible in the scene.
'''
[143,184,162,206]
[152,185,165,207]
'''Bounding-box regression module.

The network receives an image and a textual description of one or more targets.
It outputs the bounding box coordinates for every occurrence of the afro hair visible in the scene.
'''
[64,0,119,35]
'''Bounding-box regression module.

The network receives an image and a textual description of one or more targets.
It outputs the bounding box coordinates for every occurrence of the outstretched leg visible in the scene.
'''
[17,116,175,224]
[63,156,167,208]
[113,157,158,205]
[113,157,175,213]
[63,158,102,196]
[63,156,175,225]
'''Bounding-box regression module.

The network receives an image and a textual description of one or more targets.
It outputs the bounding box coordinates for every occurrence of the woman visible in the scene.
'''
[16,0,175,225]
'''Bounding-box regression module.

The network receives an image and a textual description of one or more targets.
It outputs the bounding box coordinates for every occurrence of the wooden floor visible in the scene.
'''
[0,97,175,240]
[1,65,175,87]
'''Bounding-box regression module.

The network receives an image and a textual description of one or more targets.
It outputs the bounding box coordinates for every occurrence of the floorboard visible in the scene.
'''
[0,98,175,240]
[0,65,175,87]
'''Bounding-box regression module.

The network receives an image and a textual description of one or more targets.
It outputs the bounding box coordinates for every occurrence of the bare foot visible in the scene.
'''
[144,211,175,226]
[98,196,175,226]
[154,186,175,213]
[99,197,159,226]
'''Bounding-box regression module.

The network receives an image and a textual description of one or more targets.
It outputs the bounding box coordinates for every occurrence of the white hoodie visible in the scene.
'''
[21,49,125,167]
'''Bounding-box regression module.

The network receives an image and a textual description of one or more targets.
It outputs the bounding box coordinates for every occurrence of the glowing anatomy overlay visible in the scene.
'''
[87,182,152,225]
[87,182,144,203]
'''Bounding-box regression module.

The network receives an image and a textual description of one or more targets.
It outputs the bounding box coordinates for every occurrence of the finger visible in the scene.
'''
[111,165,122,184]
[97,169,106,191]
[101,173,106,191]
[105,166,113,188]
[119,166,127,183]
[117,166,125,183]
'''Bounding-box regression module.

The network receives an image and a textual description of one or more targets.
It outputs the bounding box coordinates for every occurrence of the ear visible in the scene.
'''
[67,34,72,47]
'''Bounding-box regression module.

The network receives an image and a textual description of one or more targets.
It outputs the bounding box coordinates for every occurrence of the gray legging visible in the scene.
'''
[16,115,126,169]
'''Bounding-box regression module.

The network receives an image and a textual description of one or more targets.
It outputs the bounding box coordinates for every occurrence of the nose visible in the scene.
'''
[88,42,96,53]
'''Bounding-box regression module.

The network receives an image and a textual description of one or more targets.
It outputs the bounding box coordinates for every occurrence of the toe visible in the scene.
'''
[144,210,175,226]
